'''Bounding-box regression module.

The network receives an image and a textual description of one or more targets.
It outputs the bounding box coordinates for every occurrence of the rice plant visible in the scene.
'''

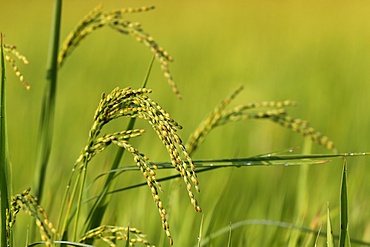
[1,2,370,247]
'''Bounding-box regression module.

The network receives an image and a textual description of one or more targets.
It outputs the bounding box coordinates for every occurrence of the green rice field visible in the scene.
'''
[1,1,370,246]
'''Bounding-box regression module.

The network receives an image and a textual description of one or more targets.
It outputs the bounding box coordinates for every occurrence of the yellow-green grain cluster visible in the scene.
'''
[58,4,180,97]
[80,225,155,247]
[3,43,30,89]
[6,188,56,247]
[186,86,335,154]
[72,87,200,245]
[185,85,245,154]
[271,115,335,150]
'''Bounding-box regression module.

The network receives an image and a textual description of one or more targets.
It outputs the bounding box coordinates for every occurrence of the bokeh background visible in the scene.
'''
[1,0,370,246]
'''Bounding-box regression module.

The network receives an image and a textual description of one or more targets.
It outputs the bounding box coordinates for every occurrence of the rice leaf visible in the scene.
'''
[86,152,368,198]
[33,0,63,201]
[197,214,204,247]
[0,32,12,247]
[339,157,349,247]
[227,222,232,247]
[125,227,130,247]
[28,241,93,247]
[327,203,334,247]
[314,225,322,247]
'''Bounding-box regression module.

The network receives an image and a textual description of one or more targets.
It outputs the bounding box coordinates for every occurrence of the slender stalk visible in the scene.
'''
[33,0,63,201]
[73,165,87,241]
[60,170,83,240]
[327,203,334,247]
[0,32,12,247]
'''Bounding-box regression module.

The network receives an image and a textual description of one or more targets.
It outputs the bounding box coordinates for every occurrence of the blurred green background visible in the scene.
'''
[1,0,370,246]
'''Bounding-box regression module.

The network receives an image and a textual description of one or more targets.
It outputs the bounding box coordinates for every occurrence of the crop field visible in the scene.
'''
[1,1,370,246]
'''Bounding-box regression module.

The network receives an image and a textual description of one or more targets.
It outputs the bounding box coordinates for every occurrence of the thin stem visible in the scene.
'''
[0,32,12,247]
[33,0,63,201]
[73,164,88,241]
[60,169,82,240]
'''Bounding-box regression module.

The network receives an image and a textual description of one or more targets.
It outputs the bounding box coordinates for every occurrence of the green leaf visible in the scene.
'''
[125,228,130,247]
[0,33,13,247]
[227,222,232,247]
[327,203,334,247]
[33,0,63,202]
[28,240,93,247]
[197,214,204,247]
[85,152,368,200]
[339,158,350,247]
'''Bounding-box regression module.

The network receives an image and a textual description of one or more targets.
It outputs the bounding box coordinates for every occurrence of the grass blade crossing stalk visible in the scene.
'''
[83,55,156,239]
[339,157,350,247]
[86,152,368,198]
[0,32,13,247]
[33,0,62,201]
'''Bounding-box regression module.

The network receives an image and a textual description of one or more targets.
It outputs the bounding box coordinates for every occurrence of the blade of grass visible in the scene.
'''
[28,241,94,247]
[339,157,350,247]
[83,152,368,200]
[314,225,322,247]
[125,227,130,247]
[197,214,205,247]
[73,165,87,241]
[82,54,156,239]
[33,0,63,201]
[327,202,334,247]
[227,222,232,247]
[0,32,13,247]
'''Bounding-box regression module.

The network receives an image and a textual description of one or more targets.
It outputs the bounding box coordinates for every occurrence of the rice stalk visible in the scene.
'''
[59,87,200,245]
[0,32,13,247]
[327,203,334,247]
[79,225,155,247]
[186,86,336,155]
[33,0,62,202]
[7,188,57,247]
[58,4,181,98]
[83,55,156,240]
